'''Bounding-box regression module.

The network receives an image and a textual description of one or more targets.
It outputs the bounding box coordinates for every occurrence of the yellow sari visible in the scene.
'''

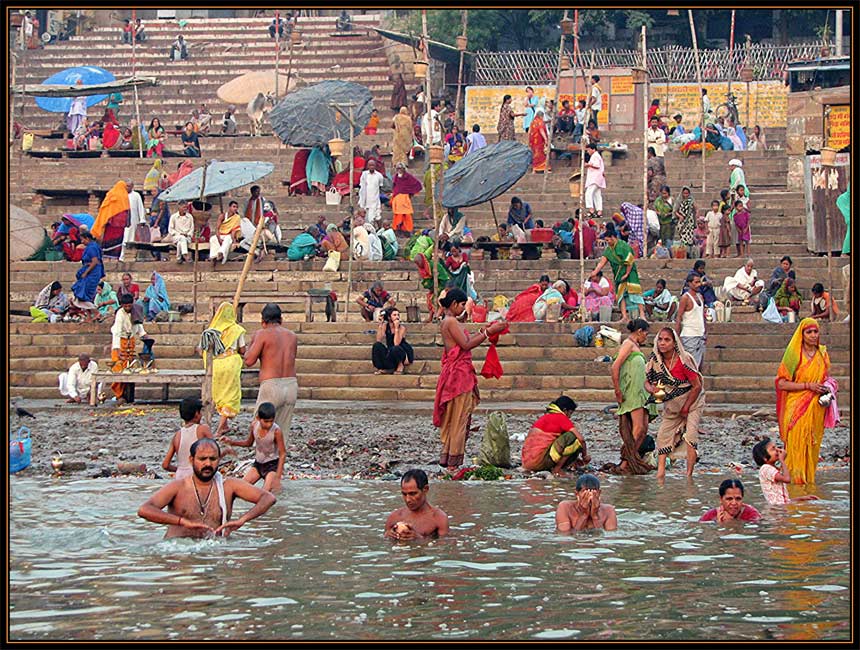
[775,318,830,485]
[204,302,246,418]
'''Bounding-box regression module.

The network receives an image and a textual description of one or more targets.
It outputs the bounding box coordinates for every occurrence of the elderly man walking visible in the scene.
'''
[359,159,385,226]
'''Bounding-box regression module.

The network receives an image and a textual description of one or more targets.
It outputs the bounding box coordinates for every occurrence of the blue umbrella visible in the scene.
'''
[34,66,116,113]
[157,161,276,202]
[441,141,533,208]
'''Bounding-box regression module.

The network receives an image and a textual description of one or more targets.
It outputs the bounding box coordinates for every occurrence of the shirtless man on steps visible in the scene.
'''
[243,303,298,437]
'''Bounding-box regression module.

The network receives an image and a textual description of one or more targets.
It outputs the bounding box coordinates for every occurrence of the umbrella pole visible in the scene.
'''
[489,199,500,232]
[193,159,209,322]
[641,25,649,259]
[132,8,143,159]
[345,105,355,322]
[422,11,440,306]
[232,206,268,310]
[543,10,568,194]
[575,11,588,324]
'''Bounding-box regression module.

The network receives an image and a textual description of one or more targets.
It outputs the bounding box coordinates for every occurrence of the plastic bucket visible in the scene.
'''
[9,427,32,474]
[598,304,612,322]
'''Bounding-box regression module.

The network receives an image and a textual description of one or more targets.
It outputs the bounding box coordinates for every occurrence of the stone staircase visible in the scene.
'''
[14,15,401,134]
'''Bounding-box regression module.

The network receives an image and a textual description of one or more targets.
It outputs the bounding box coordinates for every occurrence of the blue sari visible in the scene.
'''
[306,146,331,191]
[71,241,105,304]
[144,271,171,319]
[287,233,318,261]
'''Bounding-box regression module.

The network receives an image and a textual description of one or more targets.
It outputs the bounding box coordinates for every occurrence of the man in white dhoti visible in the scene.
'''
[358,160,384,226]
[166,202,195,263]
[120,180,146,262]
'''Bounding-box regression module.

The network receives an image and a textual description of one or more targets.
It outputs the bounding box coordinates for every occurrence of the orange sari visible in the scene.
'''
[775,318,830,485]
[529,114,548,172]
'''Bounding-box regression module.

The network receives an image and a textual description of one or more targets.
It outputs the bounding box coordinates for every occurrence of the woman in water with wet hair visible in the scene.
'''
[699,479,761,523]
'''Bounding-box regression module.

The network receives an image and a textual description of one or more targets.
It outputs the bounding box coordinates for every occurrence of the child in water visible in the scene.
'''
[162,397,218,480]
[752,437,819,504]
[221,402,286,493]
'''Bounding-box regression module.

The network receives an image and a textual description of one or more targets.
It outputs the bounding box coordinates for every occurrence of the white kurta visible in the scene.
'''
[59,360,99,399]
[120,190,147,261]
[358,170,384,224]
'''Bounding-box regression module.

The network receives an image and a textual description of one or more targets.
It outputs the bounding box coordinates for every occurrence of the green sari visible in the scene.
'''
[654,195,675,243]
[603,239,643,304]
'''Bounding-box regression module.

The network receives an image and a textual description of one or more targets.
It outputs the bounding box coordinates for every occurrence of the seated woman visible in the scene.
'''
[357,281,396,322]
[643,278,678,321]
[94,280,119,322]
[521,395,590,476]
[146,118,166,158]
[142,271,170,321]
[582,270,615,320]
[445,125,467,164]
[414,252,450,323]
[371,307,414,375]
[810,282,839,321]
[507,275,551,322]
[532,281,565,322]
[444,244,476,303]
[332,147,367,195]
[774,277,803,319]
[31,281,70,323]
[439,207,467,241]
[699,479,761,523]
[287,227,320,261]
[102,121,120,150]
[723,258,764,303]
[553,279,579,320]
[116,272,140,304]
[321,223,348,255]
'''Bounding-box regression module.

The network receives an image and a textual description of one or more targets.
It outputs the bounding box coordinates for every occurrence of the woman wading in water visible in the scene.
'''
[433,289,507,472]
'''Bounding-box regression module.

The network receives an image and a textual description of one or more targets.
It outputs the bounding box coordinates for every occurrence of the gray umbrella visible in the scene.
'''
[268,80,374,148]
[441,141,533,208]
[157,160,275,202]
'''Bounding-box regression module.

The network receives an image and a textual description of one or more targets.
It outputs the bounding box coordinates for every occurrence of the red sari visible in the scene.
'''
[332,156,366,195]
[433,332,480,468]
[529,115,548,172]
[289,149,311,196]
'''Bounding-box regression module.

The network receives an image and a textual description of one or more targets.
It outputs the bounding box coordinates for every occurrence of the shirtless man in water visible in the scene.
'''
[384,469,449,541]
[243,303,298,436]
[138,438,276,539]
[555,474,618,532]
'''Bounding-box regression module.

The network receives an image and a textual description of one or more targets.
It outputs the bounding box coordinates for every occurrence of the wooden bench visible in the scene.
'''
[209,289,335,322]
[474,241,544,260]
[89,368,259,405]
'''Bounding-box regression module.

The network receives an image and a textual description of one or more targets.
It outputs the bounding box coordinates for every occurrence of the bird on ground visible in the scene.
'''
[15,406,36,419]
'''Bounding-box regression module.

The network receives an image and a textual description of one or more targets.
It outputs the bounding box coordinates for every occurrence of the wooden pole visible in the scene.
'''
[824,164,835,322]
[727,10,735,98]
[285,32,295,97]
[422,11,440,305]
[454,10,467,123]
[274,10,281,99]
[192,160,209,322]
[745,35,752,126]
[543,10,568,193]
[489,199,500,232]
[10,51,16,149]
[345,105,355,322]
[574,10,588,323]
[688,10,706,194]
[132,8,144,159]
[641,25,649,259]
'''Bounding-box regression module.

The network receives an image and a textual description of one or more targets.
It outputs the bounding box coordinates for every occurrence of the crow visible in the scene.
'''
[15,406,36,419]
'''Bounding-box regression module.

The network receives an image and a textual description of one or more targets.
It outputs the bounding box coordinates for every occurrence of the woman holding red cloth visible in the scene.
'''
[434,289,507,471]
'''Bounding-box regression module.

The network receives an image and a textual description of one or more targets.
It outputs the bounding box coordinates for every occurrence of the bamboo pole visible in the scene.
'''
[345,105,355,322]
[824,164,835,323]
[132,8,143,159]
[422,11,440,306]
[232,209,269,310]
[542,10,568,193]
[192,159,209,322]
[454,10,467,123]
[574,10,587,323]
[641,25,649,259]
[274,10,281,99]
[285,28,295,97]
[727,10,735,98]
[688,10,706,194]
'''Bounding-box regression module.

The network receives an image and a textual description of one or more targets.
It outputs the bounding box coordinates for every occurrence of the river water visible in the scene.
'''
[9,471,850,641]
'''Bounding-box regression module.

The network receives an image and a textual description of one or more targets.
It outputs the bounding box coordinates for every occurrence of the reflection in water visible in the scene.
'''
[9,471,850,640]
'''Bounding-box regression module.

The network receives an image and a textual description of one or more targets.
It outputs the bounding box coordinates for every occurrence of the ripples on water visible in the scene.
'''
[9,472,850,640]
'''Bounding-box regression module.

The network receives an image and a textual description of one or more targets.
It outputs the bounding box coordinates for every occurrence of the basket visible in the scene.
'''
[631,67,648,84]
[739,66,754,83]
[325,187,342,206]
[167,310,181,322]
[413,60,428,77]
[406,303,420,322]
[820,147,838,166]
[328,137,346,157]
[560,56,571,71]
[568,171,582,197]
[456,35,467,51]
[560,18,574,35]
[428,145,444,164]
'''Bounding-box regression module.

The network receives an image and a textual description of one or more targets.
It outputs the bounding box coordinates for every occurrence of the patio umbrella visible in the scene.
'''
[217,71,298,105]
[10,205,48,261]
[157,160,276,202]
[441,140,533,208]
[34,66,116,113]
[268,79,374,147]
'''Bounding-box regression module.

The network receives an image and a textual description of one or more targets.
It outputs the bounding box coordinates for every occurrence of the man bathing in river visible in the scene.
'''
[138,438,275,538]
[384,469,449,541]
[243,303,298,437]
[556,474,618,532]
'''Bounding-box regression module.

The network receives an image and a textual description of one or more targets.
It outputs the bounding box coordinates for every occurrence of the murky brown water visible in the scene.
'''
[9,471,850,640]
